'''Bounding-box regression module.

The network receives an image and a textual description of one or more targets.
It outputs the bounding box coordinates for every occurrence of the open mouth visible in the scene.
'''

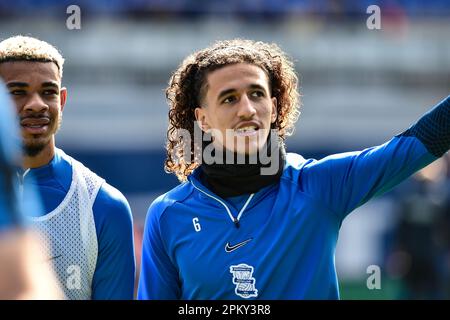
[234,123,260,136]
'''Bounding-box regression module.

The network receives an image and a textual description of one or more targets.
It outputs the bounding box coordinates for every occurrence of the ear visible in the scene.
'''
[195,106,211,132]
[60,87,67,112]
[270,97,277,123]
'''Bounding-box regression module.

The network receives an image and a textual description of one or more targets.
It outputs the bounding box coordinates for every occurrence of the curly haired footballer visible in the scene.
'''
[165,39,301,181]
[140,37,449,300]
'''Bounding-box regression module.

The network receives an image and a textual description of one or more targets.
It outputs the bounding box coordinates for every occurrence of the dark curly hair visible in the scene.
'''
[165,39,301,181]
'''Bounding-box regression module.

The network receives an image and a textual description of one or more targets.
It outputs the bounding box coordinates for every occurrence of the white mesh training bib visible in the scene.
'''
[29,158,104,300]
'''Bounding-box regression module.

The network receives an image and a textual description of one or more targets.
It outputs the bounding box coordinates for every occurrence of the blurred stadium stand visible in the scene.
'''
[1,0,449,299]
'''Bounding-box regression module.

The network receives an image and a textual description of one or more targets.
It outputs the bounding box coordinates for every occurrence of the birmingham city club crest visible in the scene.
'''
[229,263,258,298]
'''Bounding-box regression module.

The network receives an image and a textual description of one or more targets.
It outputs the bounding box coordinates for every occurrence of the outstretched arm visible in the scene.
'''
[300,95,449,221]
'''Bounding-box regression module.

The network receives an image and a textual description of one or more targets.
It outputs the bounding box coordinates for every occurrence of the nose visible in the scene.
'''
[23,92,49,114]
[236,94,256,119]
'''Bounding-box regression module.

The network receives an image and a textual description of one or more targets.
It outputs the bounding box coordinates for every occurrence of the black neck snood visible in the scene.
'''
[200,133,285,198]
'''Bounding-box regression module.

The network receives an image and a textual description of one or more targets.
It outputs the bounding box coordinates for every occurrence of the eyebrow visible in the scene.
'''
[217,84,267,101]
[6,82,28,88]
[6,81,59,89]
[217,88,235,101]
[42,82,59,88]
[249,84,267,92]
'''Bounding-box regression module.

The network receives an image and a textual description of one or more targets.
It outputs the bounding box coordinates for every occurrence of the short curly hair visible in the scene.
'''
[0,35,64,78]
[165,39,301,181]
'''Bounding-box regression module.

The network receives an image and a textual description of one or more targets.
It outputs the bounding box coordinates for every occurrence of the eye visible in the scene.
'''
[222,96,236,104]
[250,90,265,98]
[10,90,26,96]
[43,89,58,96]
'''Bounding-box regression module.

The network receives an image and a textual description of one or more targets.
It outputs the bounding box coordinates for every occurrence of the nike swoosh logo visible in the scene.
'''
[225,238,253,253]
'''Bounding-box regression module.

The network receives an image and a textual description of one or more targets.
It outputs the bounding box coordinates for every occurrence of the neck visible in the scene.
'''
[22,140,55,169]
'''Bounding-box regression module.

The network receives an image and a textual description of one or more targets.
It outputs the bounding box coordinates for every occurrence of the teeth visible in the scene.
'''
[26,125,44,128]
[236,126,257,133]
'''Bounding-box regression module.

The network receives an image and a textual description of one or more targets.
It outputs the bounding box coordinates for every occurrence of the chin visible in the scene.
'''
[23,144,46,157]
[23,138,51,157]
